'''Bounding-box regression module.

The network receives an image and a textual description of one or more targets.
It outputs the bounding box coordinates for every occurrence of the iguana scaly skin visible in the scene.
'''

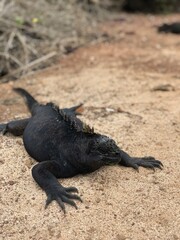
[0,88,163,213]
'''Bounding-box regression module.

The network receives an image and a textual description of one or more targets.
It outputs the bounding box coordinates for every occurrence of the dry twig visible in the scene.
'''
[0,52,23,67]
[1,51,57,82]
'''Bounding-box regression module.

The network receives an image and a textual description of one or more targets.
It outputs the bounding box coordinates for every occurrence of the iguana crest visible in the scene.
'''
[47,102,94,134]
[59,109,94,134]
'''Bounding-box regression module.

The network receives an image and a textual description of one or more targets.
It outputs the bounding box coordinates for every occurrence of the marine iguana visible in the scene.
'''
[0,88,163,213]
[158,22,180,34]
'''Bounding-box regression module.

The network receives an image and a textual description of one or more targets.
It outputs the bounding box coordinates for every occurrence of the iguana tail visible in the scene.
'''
[13,88,38,114]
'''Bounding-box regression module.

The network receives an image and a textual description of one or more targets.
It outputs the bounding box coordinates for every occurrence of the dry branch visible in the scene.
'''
[1,51,57,83]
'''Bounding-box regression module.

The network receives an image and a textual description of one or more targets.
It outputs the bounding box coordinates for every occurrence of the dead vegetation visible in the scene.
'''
[0,0,111,82]
[0,0,179,82]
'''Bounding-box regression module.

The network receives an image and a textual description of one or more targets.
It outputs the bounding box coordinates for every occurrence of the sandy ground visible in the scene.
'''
[0,14,180,240]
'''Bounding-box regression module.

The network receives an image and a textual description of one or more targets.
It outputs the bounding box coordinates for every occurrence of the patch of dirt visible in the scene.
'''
[0,14,180,240]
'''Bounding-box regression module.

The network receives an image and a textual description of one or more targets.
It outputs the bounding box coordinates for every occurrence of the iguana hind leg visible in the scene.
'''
[119,150,163,171]
[32,160,82,213]
[0,118,30,136]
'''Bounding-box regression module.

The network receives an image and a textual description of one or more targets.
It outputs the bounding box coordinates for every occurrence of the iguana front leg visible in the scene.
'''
[119,150,163,171]
[32,160,82,213]
[0,118,30,136]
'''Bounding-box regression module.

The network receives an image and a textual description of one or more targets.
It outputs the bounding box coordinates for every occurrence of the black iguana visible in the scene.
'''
[0,88,163,213]
[158,22,180,34]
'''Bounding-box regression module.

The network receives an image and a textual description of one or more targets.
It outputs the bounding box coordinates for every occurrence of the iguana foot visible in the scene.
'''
[120,150,163,171]
[0,124,7,135]
[129,156,163,171]
[45,186,82,213]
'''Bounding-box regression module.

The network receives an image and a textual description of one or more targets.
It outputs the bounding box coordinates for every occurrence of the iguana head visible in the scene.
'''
[90,135,121,165]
